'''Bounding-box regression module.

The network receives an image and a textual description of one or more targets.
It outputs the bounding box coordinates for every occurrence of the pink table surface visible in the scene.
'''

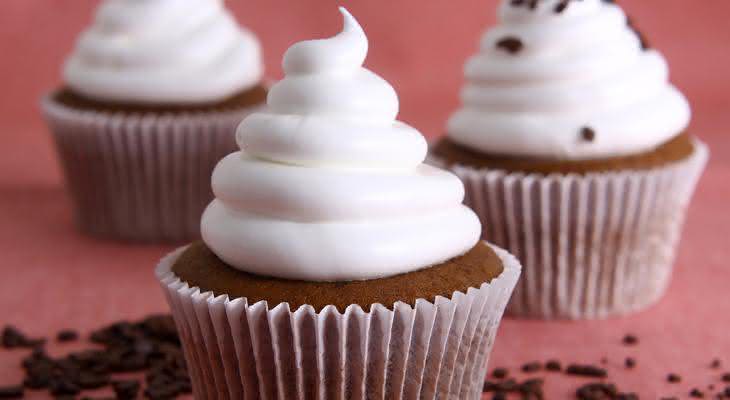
[1,1,729,398]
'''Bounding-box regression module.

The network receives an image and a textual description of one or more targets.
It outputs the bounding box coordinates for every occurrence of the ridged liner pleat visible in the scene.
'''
[155,242,521,400]
[42,96,259,242]
[434,140,708,319]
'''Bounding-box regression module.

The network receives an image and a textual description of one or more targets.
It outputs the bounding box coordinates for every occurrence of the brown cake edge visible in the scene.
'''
[432,132,696,175]
[170,241,505,312]
[50,84,268,115]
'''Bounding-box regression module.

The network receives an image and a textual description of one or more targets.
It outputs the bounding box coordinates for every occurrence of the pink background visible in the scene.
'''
[1,1,729,398]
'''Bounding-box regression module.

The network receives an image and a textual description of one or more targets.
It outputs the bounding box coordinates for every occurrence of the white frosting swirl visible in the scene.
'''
[202,8,481,282]
[447,0,691,160]
[64,0,263,104]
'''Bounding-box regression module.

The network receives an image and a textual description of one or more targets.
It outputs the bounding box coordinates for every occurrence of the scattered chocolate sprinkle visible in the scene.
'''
[528,0,539,10]
[0,386,23,399]
[622,334,638,346]
[4,315,190,400]
[546,360,562,372]
[521,361,542,373]
[492,367,509,379]
[625,357,636,369]
[483,378,544,398]
[496,36,524,54]
[112,380,141,399]
[1,325,44,349]
[690,388,705,398]
[566,364,608,378]
[667,373,682,383]
[510,0,526,6]
[57,330,79,343]
[576,382,639,400]
[722,373,730,382]
[581,127,596,142]
[711,359,723,369]
[725,387,730,396]
[601,357,609,365]
[492,392,507,400]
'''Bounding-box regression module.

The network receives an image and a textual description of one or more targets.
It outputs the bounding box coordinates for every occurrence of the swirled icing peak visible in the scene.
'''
[446,0,691,160]
[64,0,263,104]
[201,8,481,282]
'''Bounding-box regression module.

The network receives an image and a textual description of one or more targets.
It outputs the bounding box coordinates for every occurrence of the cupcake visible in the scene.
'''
[156,9,521,399]
[42,0,266,242]
[431,0,708,319]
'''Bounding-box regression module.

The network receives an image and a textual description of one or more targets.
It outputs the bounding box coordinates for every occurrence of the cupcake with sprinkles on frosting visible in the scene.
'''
[431,0,708,319]
[156,9,521,399]
[42,0,267,242]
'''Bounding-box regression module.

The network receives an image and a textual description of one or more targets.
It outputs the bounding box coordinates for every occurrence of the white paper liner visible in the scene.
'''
[432,139,708,319]
[155,242,521,400]
[41,95,261,242]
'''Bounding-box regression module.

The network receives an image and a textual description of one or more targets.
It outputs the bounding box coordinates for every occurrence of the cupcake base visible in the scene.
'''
[430,138,708,319]
[155,242,521,399]
[41,86,266,243]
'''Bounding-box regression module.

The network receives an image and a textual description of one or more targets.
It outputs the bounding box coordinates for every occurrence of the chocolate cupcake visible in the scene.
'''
[431,0,708,319]
[41,0,267,242]
[156,9,521,399]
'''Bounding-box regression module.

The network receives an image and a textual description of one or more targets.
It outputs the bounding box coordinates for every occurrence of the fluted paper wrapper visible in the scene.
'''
[41,96,260,242]
[432,139,708,319]
[155,243,520,400]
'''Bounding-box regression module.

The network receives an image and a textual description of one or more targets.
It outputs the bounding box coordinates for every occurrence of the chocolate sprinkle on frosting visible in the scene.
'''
[581,127,596,142]
[496,36,524,54]
[627,17,651,50]
[554,1,570,13]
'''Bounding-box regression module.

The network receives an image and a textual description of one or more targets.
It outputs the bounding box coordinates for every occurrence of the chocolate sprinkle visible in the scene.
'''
[496,36,524,54]
[546,360,562,372]
[492,367,509,379]
[0,386,23,399]
[4,315,190,400]
[2,325,44,349]
[712,359,723,369]
[521,361,542,373]
[554,1,570,13]
[566,364,608,378]
[576,383,638,400]
[57,330,79,343]
[722,373,730,382]
[580,127,596,142]
[626,17,651,50]
[625,357,636,369]
[483,378,544,398]
[690,388,705,398]
[667,373,682,383]
[622,334,639,346]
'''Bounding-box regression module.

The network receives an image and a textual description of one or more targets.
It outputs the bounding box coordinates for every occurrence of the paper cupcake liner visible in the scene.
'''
[155,243,521,400]
[432,139,708,319]
[41,96,260,242]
